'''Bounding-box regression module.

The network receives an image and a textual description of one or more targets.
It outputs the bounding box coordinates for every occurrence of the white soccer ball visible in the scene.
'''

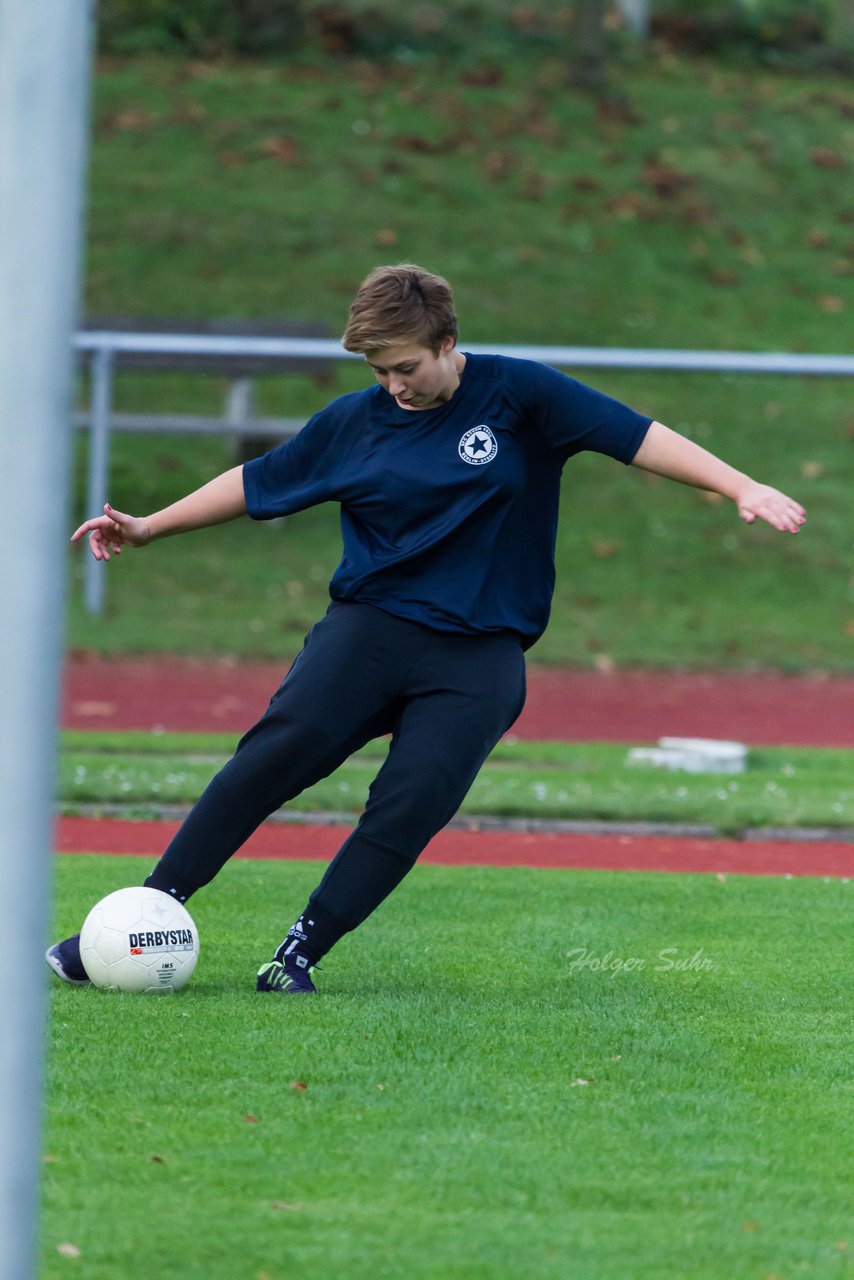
[79,887,199,993]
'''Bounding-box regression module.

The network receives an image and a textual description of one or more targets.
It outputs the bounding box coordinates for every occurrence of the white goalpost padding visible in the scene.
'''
[0,2,93,1276]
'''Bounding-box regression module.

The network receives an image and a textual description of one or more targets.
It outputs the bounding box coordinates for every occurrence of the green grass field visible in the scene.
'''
[43,854,853,1280]
[65,50,854,671]
[59,731,854,834]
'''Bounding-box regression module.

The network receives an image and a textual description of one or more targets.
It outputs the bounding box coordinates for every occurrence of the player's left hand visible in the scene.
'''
[735,482,806,534]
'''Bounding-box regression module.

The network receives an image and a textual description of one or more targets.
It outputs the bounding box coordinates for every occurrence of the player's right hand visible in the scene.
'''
[70,503,151,560]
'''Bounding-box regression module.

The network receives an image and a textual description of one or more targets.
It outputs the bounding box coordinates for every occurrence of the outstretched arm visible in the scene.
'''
[631,421,805,534]
[71,465,248,561]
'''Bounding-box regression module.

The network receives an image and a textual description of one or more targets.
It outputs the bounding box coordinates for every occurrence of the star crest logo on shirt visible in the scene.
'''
[459,425,498,466]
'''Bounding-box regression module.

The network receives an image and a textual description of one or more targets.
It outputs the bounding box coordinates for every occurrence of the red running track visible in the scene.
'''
[55,816,853,879]
[60,658,853,878]
[63,656,854,747]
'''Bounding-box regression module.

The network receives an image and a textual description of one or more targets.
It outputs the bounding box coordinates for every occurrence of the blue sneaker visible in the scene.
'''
[256,953,317,995]
[45,933,91,986]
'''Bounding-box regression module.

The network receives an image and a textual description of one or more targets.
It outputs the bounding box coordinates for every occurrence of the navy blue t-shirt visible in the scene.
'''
[243,353,652,648]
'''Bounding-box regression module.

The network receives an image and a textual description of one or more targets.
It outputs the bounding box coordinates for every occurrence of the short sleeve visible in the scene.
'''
[510,359,652,464]
[243,410,340,519]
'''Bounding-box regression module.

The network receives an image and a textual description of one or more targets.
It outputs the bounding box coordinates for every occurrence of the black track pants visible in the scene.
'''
[152,602,526,933]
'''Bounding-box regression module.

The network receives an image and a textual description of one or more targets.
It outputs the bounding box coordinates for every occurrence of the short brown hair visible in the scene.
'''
[342,264,458,353]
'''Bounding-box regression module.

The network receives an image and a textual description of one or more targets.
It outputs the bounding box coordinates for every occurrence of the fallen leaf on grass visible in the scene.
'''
[375,228,398,247]
[707,267,738,286]
[460,67,504,88]
[678,198,718,229]
[747,128,771,151]
[42,1154,58,1163]
[110,109,156,132]
[271,1201,305,1212]
[391,133,440,154]
[596,97,643,126]
[817,295,845,312]
[524,115,562,144]
[810,147,847,170]
[481,150,516,182]
[808,90,854,118]
[150,1154,166,1163]
[805,228,831,248]
[173,102,208,125]
[593,539,622,559]
[521,174,550,202]
[289,1080,308,1092]
[741,1221,760,1232]
[243,1114,259,1123]
[643,154,693,200]
[175,60,222,83]
[739,245,765,267]
[604,191,648,220]
[57,1243,81,1258]
[257,136,301,165]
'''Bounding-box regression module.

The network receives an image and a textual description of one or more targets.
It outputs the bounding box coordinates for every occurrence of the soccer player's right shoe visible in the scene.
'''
[256,954,318,995]
[45,933,91,986]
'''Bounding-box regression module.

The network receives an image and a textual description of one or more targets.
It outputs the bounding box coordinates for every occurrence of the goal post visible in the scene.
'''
[0,2,94,1276]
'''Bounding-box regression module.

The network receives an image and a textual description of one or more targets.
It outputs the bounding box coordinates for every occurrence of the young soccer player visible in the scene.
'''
[48,265,805,994]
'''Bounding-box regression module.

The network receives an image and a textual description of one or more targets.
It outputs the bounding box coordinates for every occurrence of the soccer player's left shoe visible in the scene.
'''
[256,954,318,995]
[45,933,91,985]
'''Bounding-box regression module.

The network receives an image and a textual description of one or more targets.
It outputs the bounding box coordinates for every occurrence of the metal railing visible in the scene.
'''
[73,331,854,614]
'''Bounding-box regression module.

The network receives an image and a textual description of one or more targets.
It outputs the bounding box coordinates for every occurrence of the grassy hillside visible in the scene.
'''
[67,51,853,669]
[86,53,853,346]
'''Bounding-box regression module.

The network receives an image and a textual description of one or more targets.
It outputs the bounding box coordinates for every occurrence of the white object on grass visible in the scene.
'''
[626,738,747,774]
